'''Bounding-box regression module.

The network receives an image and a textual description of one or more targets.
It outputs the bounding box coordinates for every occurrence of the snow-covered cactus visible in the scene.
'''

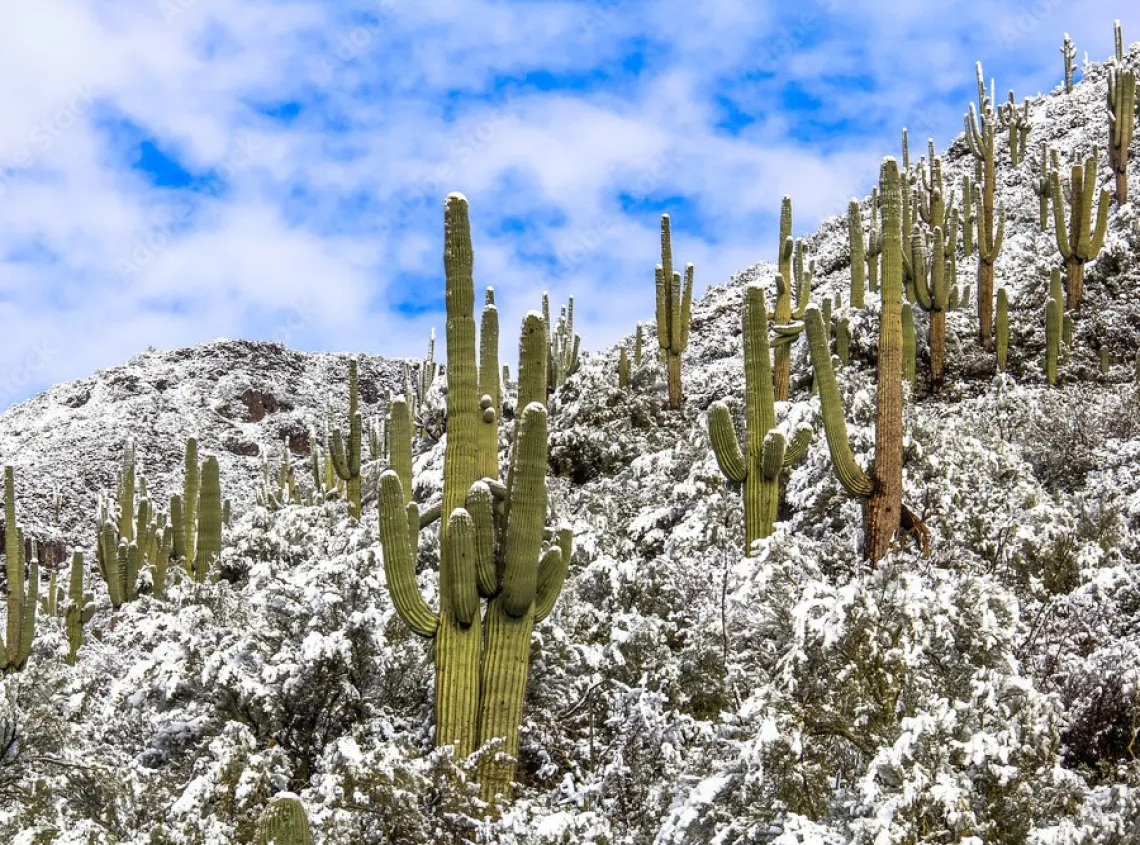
[388,397,413,505]
[2,467,38,673]
[918,141,954,230]
[194,456,222,583]
[708,284,812,550]
[380,196,571,804]
[545,294,580,394]
[618,346,630,388]
[1050,148,1110,309]
[912,225,951,389]
[771,197,801,401]
[655,214,693,408]
[996,288,1009,372]
[64,551,94,665]
[965,62,1007,350]
[997,90,1032,167]
[1108,22,1135,203]
[255,795,312,845]
[866,187,884,293]
[1061,32,1077,93]
[182,437,200,573]
[328,358,363,519]
[806,158,919,562]
[634,322,643,365]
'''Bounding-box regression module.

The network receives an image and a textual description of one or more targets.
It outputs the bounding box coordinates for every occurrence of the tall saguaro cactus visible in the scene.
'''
[2,467,38,673]
[708,285,811,550]
[912,225,951,389]
[847,199,867,309]
[1050,148,1110,309]
[1108,21,1136,204]
[805,159,918,562]
[1061,33,1077,94]
[64,551,94,665]
[329,358,364,519]
[773,196,797,400]
[965,62,1006,350]
[379,195,571,805]
[655,214,693,409]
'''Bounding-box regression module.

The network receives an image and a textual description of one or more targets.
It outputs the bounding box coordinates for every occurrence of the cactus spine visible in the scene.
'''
[1050,148,1110,309]
[1108,21,1136,204]
[655,214,693,409]
[329,359,363,519]
[2,467,38,673]
[708,285,811,550]
[806,159,912,562]
[255,795,312,845]
[1061,33,1077,93]
[965,62,1006,351]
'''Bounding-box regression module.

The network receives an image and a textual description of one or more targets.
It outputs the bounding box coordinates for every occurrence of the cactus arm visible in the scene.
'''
[445,509,479,627]
[708,403,747,483]
[378,471,438,637]
[499,403,548,618]
[533,546,567,624]
[465,482,499,598]
[1088,188,1111,257]
[654,265,668,349]
[1050,169,1072,259]
[805,307,874,498]
[783,424,812,466]
[479,297,501,479]
[679,263,694,350]
[389,397,414,504]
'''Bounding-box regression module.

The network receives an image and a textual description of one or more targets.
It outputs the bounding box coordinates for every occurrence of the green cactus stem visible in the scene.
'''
[1108,24,1136,204]
[912,225,951,390]
[901,303,916,389]
[255,795,312,845]
[545,295,580,394]
[805,158,916,562]
[848,200,866,309]
[961,175,977,255]
[1050,148,1110,309]
[3,468,39,673]
[1046,297,1060,386]
[479,288,501,479]
[995,288,1009,372]
[634,322,643,365]
[918,141,954,231]
[708,284,811,550]
[772,197,798,400]
[192,457,222,583]
[182,437,200,575]
[65,552,94,665]
[329,358,364,519]
[866,187,883,293]
[1100,347,1112,375]
[1033,143,1057,231]
[618,346,630,388]
[655,214,694,409]
[1061,33,1077,94]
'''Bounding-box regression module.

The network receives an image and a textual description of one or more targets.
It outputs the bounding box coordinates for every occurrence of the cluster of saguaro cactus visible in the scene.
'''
[327,359,364,519]
[708,285,811,550]
[1108,21,1136,204]
[997,91,1032,166]
[1050,148,1110,309]
[965,62,1007,351]
[255,795,312,845]
[910,225,952,389]
[257,437,302,511]
[806,159,922,562]
[655,214,694,409]
[167,438,223,585]
[2,467,38,674]
[1061,33,1077,93]
[917,140,955,231]
[545,294,580,393]
[379,194,571,805]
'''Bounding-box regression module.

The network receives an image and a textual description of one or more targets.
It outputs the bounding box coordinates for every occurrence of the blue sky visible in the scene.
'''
[0,0,1134,411]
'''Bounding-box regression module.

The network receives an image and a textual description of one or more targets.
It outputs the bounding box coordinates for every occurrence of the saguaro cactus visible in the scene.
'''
[1050,148,1110,309]
[479,288,501,479]
[708,284,811,550]
[805,158,919,562]
[1046,297,1061,386]
[255,795,312,845]
[773,197,798,400]
[1108,21,1136,204]
[997,91,1032,167]
[655,214,693,409]
[618,346,630,388]
[1033,143,1057,231]
[545,294,580,393]
[912,226,951,389]
[847,199,867,309]
[1061,33,1077,93]
[328,358,363,519]
[64,551,94,665]
[379,196,571,804]
[2,467,38,673]
[965,63,1007,350]
[995,288,1009,372]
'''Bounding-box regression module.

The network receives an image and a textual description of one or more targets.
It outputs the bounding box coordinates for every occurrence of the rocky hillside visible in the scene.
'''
[0,35,1139,845]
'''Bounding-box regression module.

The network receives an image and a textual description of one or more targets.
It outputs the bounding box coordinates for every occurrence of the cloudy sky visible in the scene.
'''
[0,0,1134,410]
